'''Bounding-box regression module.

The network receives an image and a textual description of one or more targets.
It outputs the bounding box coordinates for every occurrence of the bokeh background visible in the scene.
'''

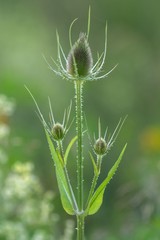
[1,0,160,239]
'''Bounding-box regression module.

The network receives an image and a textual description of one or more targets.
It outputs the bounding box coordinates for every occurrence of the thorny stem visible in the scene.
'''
[57,140,64,158]
[74,80,84,240]
[86,155,102,208]
[77,214,85,240]
[75,80,84,211]
[97,155,103,173]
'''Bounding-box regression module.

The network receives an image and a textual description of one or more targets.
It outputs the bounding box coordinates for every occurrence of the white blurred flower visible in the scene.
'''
[0,161,64,239]
[3,163,41,199]
[0,94,15,116]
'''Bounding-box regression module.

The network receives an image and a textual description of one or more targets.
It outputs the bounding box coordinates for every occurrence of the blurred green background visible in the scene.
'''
[1,0,160,239]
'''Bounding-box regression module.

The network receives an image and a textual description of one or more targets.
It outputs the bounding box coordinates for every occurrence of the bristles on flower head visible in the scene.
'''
[66,33,93,77]
[46,17,116,82]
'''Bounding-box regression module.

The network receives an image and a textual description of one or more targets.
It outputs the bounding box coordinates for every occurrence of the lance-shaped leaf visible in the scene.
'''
[45,130,75,215]
[64,135,77,165]
[87,144,127,215]
[89,152,98,175]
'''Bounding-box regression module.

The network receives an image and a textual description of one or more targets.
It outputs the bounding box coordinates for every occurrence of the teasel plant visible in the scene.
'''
[26,7,127,240]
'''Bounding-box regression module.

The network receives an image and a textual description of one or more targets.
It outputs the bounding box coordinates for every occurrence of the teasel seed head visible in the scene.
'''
[66,33,93,77]
[94,137,107,156]
[52,123,65,141]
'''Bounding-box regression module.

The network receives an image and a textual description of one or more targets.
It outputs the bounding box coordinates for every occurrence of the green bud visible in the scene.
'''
[66,33,93,77]
[94,138,107,155]
[52,123,65,141]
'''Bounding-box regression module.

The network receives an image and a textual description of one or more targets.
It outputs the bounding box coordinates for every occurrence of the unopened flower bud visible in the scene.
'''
[66,33,93,77]
[52,123,65,141]
[94,138,107,155]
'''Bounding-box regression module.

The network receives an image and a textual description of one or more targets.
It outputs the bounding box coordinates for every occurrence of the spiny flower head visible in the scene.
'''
[94,137,107,156]
[66,33,93,77]
[52,122,65,141]
[44,10,117,82]
[91,118,126,157]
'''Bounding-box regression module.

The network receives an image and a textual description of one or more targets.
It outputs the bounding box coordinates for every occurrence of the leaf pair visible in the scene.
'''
[47,127,127,216]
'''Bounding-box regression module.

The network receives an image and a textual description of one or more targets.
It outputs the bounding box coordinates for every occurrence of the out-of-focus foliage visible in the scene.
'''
[1,0,160,239]
[0,95,74,240]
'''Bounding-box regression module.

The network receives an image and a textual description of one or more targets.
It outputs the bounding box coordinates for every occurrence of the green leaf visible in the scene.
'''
[64,136,77,165]
[56,149,64,166]
[87,144,127,215]
[89,152,98,175]
[45,130,75,215]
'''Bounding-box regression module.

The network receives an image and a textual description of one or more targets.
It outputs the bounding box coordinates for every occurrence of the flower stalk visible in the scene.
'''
[86,155,102,208]
[74,80,84,212]
[74,80,85,239]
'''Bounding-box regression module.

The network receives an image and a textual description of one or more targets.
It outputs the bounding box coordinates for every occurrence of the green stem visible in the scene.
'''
[97,155,102,173]
[74,80,84,212]
[77,214,85,240]
[86,155,102,208]
[75,80,85,240]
